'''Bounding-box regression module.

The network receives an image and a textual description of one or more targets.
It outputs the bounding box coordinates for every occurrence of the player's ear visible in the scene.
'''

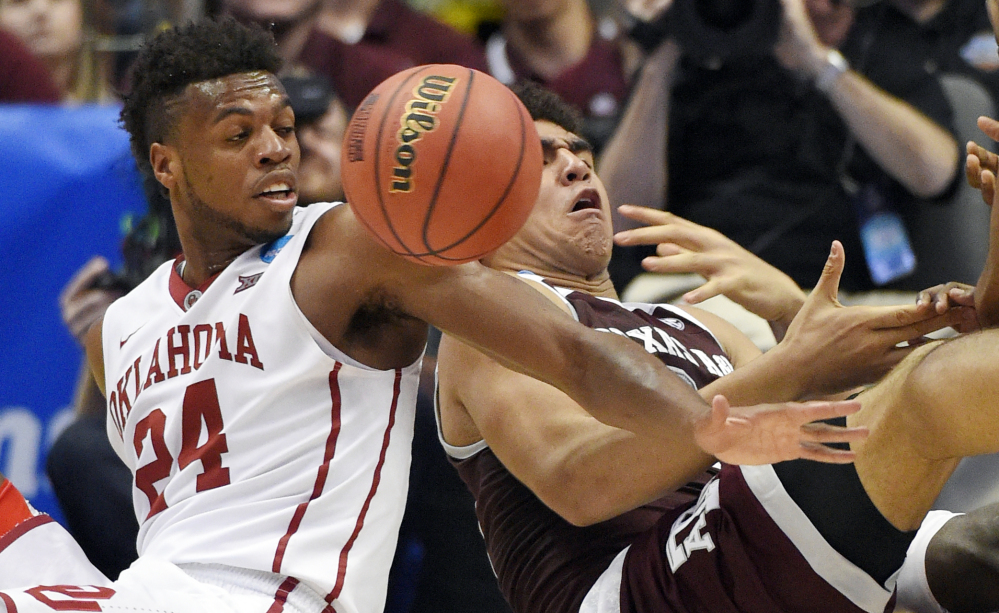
[150,143,178,192]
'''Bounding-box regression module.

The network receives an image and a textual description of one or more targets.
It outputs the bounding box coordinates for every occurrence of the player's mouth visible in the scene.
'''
[254,173,298,210]
[569,188,602,216]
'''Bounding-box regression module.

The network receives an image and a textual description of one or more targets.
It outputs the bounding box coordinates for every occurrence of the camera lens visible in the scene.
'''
[695,0,755,30]
[670,0,781,65]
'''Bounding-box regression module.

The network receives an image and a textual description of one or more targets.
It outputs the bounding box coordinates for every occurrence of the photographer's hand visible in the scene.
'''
[774,0,834,77]
[60,256,122,342]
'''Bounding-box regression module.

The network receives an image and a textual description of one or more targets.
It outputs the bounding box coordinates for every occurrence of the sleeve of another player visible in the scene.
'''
[0,479,110,589]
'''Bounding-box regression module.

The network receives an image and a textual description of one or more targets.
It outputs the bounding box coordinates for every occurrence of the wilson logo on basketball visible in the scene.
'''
[347,93,378,163]
[390,75,458,193]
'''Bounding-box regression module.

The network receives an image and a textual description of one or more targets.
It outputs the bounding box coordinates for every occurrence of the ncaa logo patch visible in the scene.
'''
[662,318,685,331]
[261,235,293,263]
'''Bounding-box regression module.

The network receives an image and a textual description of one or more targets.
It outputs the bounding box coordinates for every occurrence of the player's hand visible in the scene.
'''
[614,205,807,332]
[778,241,971,396]
[60,256,121,342]
[966,116,999,207]
[693,395,867,465]
[916,282,978,334]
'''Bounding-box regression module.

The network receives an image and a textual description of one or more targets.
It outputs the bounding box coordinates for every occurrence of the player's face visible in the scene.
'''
[159,71,300,246]
[500,120,613,276]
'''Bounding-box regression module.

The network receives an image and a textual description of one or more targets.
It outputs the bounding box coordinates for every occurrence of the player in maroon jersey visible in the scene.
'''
[436,81,999,613]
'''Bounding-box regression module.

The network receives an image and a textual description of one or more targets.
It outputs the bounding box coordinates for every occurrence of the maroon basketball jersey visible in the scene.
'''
[443,274,729,613]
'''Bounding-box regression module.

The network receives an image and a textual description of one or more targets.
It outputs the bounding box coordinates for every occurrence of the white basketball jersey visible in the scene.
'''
[100,202,421,613]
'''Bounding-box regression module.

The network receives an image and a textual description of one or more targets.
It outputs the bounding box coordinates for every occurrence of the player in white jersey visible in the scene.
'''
[0,16,876,613]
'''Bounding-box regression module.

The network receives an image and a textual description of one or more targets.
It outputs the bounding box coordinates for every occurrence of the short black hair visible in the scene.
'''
[119,16,284,178]
[511,81,583,135]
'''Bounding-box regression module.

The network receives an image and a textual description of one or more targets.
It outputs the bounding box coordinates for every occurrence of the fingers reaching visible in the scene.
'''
[797,442,857,464]
[59,256,110,310]
[977,115,999,142]
[810,241,845,303]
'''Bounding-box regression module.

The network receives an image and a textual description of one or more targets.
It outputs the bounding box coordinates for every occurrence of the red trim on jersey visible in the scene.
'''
[0,481,33,538]
[265,577,300,613]
[325,369,403,605]
[0,515,53,554]
[0,591,18,612]
[272,363,344,573]
[168,256,222,311]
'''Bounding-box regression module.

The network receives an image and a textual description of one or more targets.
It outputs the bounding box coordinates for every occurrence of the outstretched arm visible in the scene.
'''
[614,204,806,341]
[438,313,867,526]
[613,205,966,402]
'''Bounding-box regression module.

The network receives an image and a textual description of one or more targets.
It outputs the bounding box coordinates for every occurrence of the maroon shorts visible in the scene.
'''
[584,464,897,613]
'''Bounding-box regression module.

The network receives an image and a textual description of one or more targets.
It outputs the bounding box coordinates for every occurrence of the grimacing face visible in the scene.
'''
[489,120,613,277]
[152,71,301,247]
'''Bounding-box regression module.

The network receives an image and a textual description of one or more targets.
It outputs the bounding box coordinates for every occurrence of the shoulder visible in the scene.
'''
[673,304,761,367]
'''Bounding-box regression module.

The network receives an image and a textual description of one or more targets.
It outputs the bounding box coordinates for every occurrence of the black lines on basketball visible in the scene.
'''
[421,68,474,258]
[372,66,426,259]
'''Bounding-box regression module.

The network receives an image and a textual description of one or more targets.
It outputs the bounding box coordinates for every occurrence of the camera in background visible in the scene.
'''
[631,0,782,66]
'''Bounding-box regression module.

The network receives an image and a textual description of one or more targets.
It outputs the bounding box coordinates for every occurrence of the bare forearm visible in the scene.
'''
[825,71,958,198]
[601,41,680,230]
[555,329,712,434]
[698,344,804,406]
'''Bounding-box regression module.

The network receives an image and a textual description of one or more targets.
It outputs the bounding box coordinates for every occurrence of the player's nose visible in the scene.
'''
[256,126,293,167]
[556,149,590,185]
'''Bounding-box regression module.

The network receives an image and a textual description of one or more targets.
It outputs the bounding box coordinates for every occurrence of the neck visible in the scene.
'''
[541,269,618,298]
[502,0,592,80]
[494,261,617,299]
[172,204,258,288]
[890,0,947,22]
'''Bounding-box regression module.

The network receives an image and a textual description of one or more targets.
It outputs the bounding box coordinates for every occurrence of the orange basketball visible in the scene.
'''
[340,65,543,265]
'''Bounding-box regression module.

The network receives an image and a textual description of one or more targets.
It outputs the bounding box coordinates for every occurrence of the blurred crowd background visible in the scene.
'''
[3,0,999,611]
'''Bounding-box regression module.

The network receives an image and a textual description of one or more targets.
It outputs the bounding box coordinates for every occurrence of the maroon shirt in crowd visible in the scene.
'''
[299,0,487,108]
[0,28,61,102]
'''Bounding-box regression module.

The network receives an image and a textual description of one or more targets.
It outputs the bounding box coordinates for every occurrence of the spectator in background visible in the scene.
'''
[218,0,488,109]
[483,0,633,152]
[0,0,117,102]
[0,26,61,101]
[600,0,960,294]
[281,71,349,205]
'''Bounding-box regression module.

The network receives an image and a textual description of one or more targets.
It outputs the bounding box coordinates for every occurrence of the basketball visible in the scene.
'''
[339,65,543,265]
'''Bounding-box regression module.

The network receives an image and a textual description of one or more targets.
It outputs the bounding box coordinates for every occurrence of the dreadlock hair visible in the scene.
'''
[510,80,584,136]
[119,16,283,179]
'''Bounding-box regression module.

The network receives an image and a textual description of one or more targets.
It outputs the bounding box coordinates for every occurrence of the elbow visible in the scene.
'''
[542,489,619,528]
[538,461,628,527]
